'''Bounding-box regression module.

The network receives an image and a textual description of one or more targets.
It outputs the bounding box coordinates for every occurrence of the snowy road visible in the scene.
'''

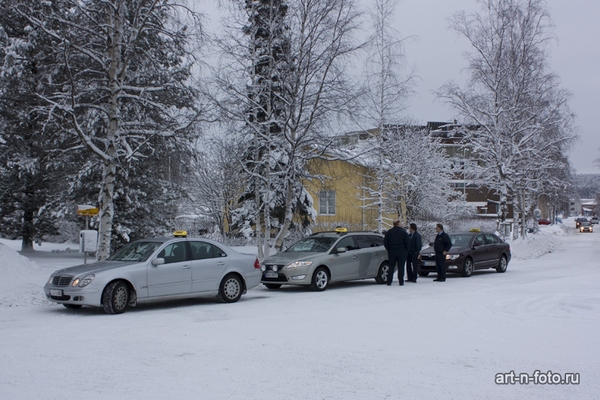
[1,224,599,399]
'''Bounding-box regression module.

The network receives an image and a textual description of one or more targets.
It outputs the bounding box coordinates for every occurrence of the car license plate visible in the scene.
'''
[50,289,63,297]
[265,272,278,278]
[423,261,436,267]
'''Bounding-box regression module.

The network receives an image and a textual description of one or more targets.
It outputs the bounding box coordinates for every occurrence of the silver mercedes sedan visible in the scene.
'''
[44,237,261,314]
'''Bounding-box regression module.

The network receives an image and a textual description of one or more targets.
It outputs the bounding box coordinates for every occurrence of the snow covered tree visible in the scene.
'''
[213,0,361,259]
[185,132,249,236]
[572,174,600,199]
[357,0,414,231]
[438,0,576,238]
[0,0,73,251]
[15,0,202,259]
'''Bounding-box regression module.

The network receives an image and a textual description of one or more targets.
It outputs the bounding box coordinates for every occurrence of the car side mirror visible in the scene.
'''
[429,242,434,247]
[335,247,347,254]
[473,240,482,248]
[152,258,165,266]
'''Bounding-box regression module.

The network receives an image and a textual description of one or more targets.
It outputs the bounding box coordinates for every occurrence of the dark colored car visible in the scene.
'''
[579,221,593,233]
[538,218,551,225]
[575,217,588,228]
[418,231,511,277]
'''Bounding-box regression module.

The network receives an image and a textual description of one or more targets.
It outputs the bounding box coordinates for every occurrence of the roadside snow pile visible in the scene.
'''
[509,223,567,260]
[0,244,49,307]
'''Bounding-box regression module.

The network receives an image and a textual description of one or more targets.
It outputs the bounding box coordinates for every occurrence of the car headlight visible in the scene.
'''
[445,254,460,260]
[286,261,314,269]
[47,275,55,285]
[260,265,266,271]
[72,274,95,288]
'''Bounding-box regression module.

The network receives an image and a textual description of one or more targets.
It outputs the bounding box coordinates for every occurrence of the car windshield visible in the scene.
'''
[286,237,336,253]
[449,234,473,247]
[581,222,591,226]
[107,241,164,262]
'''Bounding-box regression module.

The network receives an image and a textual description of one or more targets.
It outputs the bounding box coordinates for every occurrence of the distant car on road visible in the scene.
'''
[575,217,588,228]
[260,230,389,291]
[579,221,593,233]
[419,230,511,278]
[538,218,551,225]
[44,236,261,314]
[591,217,599,224]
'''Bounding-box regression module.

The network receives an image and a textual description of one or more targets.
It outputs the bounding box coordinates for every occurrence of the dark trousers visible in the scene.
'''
[406,253,419,281]
[387,250,407,284]
[435,252,446,280]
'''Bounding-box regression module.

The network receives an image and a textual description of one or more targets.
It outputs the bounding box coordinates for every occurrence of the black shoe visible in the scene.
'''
[387,283,391,286]
[433,278,445,282]
[411,280,417,283]
[399,282,404,286]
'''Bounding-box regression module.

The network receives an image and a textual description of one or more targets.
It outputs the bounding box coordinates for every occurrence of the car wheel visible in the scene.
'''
[460,258,473,277]
[264,283,282,289]
[375,262,389,284]
[63,304,82,310]
[418,271,430,277]
[218,274,243,303]
[496,255,508,273]
[310,267,329,291]
[102,281,130,315]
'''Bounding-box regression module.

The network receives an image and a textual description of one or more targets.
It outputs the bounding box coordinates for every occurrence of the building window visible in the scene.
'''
[319,191,336,215]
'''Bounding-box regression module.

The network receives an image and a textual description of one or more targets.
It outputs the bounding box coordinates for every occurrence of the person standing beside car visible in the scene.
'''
[406,223,422,283]
[433,223,452,282]
[384,219,410,286]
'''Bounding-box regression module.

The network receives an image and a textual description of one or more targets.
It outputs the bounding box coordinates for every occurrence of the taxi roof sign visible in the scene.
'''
[334,227,348,233]
[173,230,188,238]
[469,228,481,232]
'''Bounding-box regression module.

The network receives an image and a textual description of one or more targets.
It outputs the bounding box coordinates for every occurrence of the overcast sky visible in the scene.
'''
[373,0,600,174]
[205,0,600,174]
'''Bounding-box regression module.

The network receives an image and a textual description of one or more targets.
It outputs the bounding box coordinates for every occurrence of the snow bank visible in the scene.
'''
[0,244,49,307]
[510,223,568,260]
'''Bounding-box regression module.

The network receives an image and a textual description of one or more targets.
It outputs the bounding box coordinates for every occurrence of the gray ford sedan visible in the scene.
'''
[260,231,389,291]
[44,237,261,314]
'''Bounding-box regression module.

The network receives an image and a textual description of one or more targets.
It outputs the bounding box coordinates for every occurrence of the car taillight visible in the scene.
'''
[254,258,261,269]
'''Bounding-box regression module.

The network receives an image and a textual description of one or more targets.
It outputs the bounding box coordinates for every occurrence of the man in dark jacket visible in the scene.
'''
[433,223,452,282]
[383,219,410,286]
[406,223,422,283]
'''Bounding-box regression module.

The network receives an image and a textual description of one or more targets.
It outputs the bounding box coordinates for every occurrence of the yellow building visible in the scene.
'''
[304,158,397,232]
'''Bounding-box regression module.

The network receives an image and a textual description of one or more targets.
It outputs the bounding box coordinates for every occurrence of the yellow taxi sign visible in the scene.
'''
[334,227,348,233]
[173,230,188,238]
[469,228,481,232]
[77,205,99,216]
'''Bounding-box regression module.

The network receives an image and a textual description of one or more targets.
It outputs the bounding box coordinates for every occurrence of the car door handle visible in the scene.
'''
[182,265,191,269]
[217,262,225,266]
[352,255,358,259]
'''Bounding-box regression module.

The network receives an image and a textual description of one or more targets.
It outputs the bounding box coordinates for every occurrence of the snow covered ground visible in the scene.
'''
[1,219,598,399]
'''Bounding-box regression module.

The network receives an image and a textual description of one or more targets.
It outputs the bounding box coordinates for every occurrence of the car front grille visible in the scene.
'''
[264,264,286,271]
[52,275,73,287]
